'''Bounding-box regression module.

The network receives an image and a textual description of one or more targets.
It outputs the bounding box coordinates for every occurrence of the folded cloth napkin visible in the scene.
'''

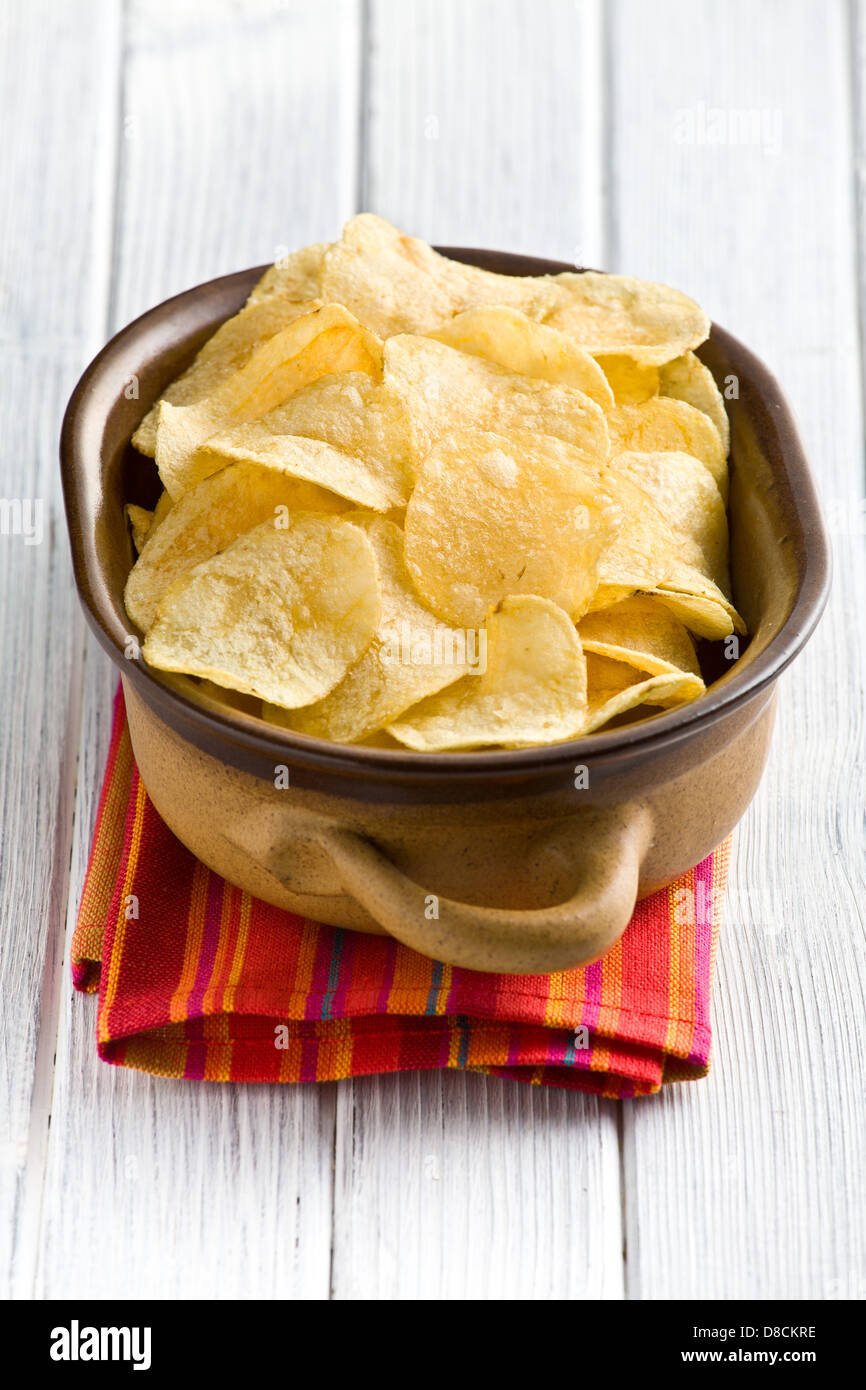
[72,687,728,1097]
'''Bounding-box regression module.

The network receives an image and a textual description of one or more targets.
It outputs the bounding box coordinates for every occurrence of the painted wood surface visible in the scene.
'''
[0,0,862,1300]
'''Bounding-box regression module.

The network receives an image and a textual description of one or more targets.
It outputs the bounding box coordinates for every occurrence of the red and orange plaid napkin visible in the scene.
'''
[72,688,728,1097]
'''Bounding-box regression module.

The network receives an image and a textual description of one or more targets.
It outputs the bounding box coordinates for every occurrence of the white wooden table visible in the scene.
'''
[2,0,864,1301]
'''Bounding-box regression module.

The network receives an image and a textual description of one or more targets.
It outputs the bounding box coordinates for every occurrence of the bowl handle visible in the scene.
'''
[314,803,653,974]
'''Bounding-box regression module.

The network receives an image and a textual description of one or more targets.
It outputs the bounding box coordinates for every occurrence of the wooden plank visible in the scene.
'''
[0,0,121,1300]
[609,0,866,1299]
[363,0,606,263]
[36,0,362,1299]
[331,0,625,1301]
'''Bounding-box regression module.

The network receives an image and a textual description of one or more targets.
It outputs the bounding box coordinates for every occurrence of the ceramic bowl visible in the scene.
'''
[60,250,830,973]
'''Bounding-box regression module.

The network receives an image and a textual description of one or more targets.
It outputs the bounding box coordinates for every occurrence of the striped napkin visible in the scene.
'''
[72,687,728,1097]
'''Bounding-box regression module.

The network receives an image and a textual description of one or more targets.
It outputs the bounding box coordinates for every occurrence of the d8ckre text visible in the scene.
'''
[694,1326,816,1340]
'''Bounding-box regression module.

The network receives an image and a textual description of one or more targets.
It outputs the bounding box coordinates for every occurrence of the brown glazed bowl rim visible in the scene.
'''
[60,248,830,786]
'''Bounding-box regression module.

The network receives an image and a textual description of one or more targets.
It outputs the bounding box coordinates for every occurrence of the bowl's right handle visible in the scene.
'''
[312,803,653,975]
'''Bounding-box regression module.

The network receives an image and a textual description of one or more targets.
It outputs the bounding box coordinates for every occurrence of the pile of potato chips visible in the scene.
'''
[125,214,745,751]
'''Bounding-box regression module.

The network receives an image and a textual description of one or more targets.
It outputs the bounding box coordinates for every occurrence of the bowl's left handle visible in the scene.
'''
[310,804,652,975]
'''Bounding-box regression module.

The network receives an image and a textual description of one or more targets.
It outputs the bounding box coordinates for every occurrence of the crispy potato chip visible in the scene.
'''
[320,214,554,336]
[582,653,701,733]
[591,471,705,602]
[264,515,470,742]
[640,589,733,640]
[593,353,660,404]
[196,373,412,512]
[578,595,701,676]
[155,304,383,498]
[132,298,324,457]
[385,336,609,474]
[387,596,587,750]
[429,307,614,409]
[541,272,710,364]
[607,450,730,593]
[195,679,262,717]
[143,514,380,708]
[405,428,620,627]
[660,350,730,454]
[322,217,710,365]
[659,562,746,634]
[607,398,727,500]
[125,461,348,632]
[245,242,327,306]
[126,503,153,554]
[151,489,173,530]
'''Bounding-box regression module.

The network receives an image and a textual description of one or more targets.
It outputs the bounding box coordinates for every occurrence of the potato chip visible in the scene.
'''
[245,242,327,306]
[196,372,412,512]
[607,398,728,499]
[660,350,730,454]
[593,354,659,404]
[155,304,383,498]
[607,450,730,593]
[387,596,587,750]
[659,562,746,634]
[404,428,620,627]
[578,596,704,707]
[125,503,153,554]
[132,297,324,457]
[639,589,733,640]
[264,515,471,742]
[322,216,711,364]
[320,214,554,336]
[195,679,262,717]
[143,514,380,708]
[591,471,705,601]
[385,335,610,474]
[151,489,173,530]
[582,653,701,734]
[125,460,348,632]
[541,272,710,364]
[429,307,614,409]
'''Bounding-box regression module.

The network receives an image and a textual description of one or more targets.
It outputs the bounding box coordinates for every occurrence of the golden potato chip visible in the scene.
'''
[155,304,383,498]
[143,514,380,708]
[541,272,710,363]
[593,354,660,404]
[659,562,746,634]
[387,596,588,750]
[429,307,614,409]
[640,589,733,640]
[582,653,701,734]
[125,460,347,632]
[591,472,705,602]
[151,489,173,530]
[607,450,730,594]
[404,428,620,627]
[132,297,324,457]
[264,515,471,742]
[245,242,327,306]
[607,398,728,499]
[322,217,710,364]
[385,336,610,475]
[196,373,412,512]
[320,214,554,336]
[660,351,730,454]
[578,595,701,677]
[125,503,153,554]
